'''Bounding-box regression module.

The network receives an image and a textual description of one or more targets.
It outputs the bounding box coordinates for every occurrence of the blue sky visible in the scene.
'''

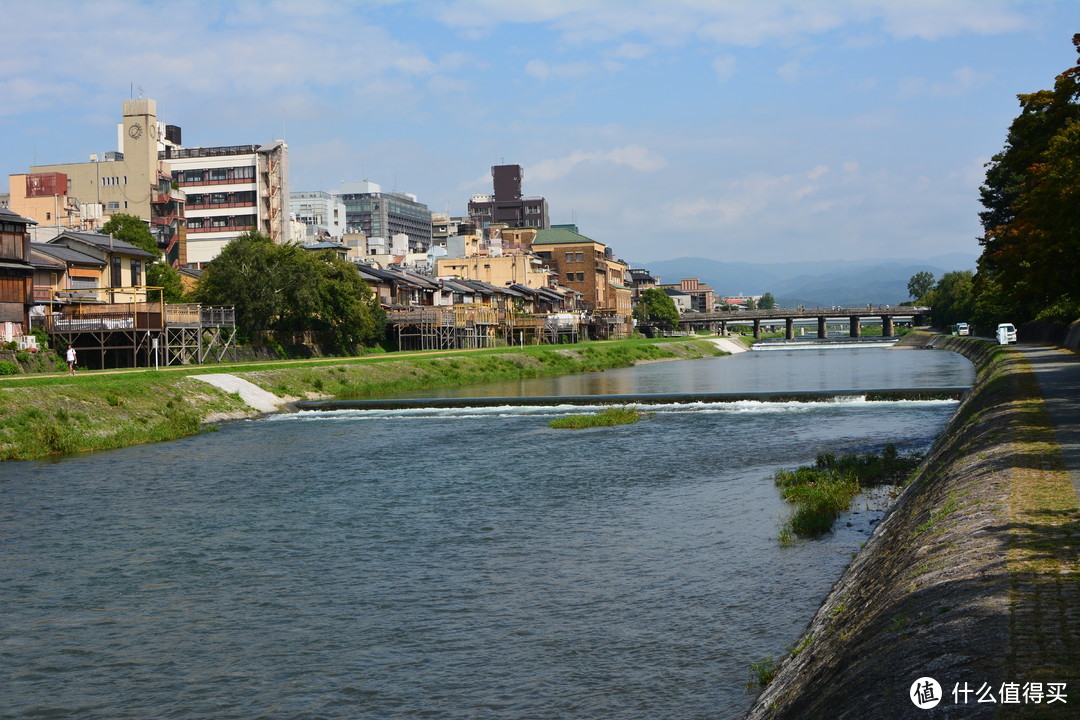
[1,0,1076,265]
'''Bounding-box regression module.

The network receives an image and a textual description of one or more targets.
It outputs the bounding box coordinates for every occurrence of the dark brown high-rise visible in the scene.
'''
[467,164,550,229]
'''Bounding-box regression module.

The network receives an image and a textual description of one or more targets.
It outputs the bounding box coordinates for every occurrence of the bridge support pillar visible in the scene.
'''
[818,316,827,339]
[753,319,761,340]
[785,317,794,340]
[849,316,861,338]
[720,321,727,336]
[882,315,894,337]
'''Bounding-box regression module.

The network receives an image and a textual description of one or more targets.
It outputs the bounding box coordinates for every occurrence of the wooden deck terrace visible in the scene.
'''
[45,300,236,369]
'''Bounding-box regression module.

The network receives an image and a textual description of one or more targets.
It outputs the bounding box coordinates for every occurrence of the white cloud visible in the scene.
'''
[530,145,667,181]
[712,54,737,82]
[524,59,597,80]
[898,66,994,98]
[778,60,802,84]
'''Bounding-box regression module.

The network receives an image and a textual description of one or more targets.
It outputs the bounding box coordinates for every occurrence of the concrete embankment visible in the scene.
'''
[744,332,1080,719]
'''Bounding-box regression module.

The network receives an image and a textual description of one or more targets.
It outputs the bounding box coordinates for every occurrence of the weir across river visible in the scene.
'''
[677,305,931,340]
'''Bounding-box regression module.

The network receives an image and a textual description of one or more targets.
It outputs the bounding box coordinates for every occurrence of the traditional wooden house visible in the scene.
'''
[0,206,36,343]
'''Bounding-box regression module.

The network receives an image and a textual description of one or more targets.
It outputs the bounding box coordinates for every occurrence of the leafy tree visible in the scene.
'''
[195,230,385,347]
[147,262,186,303]
[635,288,681,328]
[745,297,757,311]
[927,271,975,328]
[907,271,935,302]
[759,292,777,310]
[100,213,159,255]
[976,34,1080,324]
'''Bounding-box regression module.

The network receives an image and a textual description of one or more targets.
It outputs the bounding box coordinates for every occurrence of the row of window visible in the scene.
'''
[173,166,256,184]
[187,191,257,207]
[100,176,126,186]
[187,215,257,230]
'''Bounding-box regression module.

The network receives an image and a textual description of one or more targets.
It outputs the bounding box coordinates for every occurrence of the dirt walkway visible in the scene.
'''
[1020,343,1080,497]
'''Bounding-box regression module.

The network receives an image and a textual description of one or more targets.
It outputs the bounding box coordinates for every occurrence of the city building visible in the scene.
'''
[467,164,550,230]
[627,268,659,301]
[431,214,475,251]
[435,253,552,289]
[338,181,432,253]
[13,98,289,269]
[20,99,184,263]
[529,226,632,337]
[169,140,289,267]
[0,206,36,341]
[290,190,347,243]
[659,278,715,312]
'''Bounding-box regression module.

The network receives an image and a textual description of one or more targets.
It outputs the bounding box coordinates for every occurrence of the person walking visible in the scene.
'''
[66,344,76,375]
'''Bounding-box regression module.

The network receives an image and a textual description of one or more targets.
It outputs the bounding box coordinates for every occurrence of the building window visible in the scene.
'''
[209,168,228,182]
[111,256,122,287]
[107,201,120,210]
[183,170,203,183]
[130,259,142,286]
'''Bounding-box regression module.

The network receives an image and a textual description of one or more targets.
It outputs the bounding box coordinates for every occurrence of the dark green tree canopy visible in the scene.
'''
[195,230,385,347]
[976,33,1080,325]
[907,271,935,302]
[759,292,777,310]
[635,288,681,328]
[100,213,160,255]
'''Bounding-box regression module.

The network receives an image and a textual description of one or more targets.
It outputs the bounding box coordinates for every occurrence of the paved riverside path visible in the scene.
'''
[1020,343,1080,496]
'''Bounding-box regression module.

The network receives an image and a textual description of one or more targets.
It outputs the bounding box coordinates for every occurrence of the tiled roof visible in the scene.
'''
[530,227,600,246]
[51,231,157,259]
[0,206,37,225]
[31,242,106,266]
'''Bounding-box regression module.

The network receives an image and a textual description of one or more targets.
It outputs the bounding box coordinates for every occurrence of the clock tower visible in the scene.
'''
[122,98,159,193]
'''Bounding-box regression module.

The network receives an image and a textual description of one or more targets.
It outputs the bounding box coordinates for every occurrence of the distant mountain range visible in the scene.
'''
[631,253,978,307]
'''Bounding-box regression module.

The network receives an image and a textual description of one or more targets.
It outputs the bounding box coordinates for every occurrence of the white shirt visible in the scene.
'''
[66,347,76,362]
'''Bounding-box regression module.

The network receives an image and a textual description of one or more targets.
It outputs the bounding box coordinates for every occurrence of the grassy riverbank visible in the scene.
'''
[746,332,1080,719]
[0,338,725,461]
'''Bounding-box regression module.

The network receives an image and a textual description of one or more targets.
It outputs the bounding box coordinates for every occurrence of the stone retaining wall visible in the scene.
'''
[743,333,1038,719]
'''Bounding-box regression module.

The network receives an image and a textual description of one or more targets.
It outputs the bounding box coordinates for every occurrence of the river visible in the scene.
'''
[0,346,974,720]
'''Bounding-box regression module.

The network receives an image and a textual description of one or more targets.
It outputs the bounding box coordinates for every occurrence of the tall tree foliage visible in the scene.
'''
[195,230,385,347]
[976,34,1080,325]
[927,271,975,328]
[907,271,935,302]
[635,288,681,329]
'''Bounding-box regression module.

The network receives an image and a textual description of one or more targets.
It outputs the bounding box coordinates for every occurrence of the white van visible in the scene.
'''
[996,323,1017,345]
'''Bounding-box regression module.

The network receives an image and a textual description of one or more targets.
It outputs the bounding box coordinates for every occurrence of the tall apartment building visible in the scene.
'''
[21,98,184,262]
[338,181,432,253]
[168,140,289,267]
[467,164,550,230]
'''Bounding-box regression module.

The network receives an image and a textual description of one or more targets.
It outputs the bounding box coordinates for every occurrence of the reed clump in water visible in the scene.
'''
[775,445,922,539]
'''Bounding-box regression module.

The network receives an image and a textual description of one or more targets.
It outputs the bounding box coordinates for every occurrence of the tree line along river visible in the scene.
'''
[1,345,974,720]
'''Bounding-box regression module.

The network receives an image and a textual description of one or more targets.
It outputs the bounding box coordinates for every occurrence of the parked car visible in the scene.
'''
[996,323,1017,345]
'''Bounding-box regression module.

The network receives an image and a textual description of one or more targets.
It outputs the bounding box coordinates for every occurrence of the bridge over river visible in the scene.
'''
[677,305,931,340]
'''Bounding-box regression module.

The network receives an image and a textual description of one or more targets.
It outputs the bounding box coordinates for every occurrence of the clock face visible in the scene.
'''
[128,123,143,139]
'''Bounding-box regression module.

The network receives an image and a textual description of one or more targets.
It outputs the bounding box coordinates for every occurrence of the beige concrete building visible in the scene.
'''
[21,98,184,263]
[435,253,551,289]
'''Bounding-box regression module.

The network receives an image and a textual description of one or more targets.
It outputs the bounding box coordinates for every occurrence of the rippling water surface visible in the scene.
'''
[1,348,973,719]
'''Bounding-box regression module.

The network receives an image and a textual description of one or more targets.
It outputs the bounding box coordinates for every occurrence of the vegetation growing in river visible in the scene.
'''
[548,406,644,429]
[775,445,923,540]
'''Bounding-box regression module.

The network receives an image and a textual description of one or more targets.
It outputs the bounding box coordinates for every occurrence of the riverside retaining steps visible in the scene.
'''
[743,334,1080,720]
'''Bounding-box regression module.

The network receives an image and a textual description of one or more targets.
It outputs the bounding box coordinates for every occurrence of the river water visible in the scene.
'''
[1,347,973,720]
